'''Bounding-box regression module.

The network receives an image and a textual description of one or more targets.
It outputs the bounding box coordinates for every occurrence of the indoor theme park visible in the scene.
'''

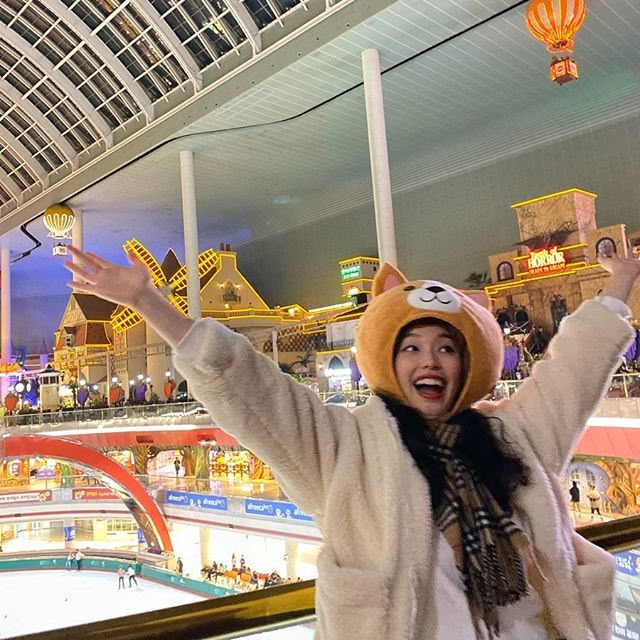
[1,0,640,639]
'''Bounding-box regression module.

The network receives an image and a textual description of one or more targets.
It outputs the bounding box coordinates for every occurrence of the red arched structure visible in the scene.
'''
[3,434,173,552]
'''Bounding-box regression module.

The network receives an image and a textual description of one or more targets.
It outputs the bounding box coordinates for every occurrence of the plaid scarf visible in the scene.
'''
[384,399,530,639]
[428,421,529,639]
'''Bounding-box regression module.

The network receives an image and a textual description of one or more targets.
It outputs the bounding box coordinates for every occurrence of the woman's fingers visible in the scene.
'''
[64,260,100,285]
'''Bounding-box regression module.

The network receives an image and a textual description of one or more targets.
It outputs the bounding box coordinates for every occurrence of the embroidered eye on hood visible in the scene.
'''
[355,264,504,418]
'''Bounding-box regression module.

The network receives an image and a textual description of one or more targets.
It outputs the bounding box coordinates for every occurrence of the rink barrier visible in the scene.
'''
[0,554,236,598]
[141,564,237,598]
[0,555,141,573]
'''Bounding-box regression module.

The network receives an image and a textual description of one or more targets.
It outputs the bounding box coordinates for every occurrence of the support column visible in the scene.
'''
[199,527,212,566]
[180,150,201,320]
[285,540,298,580]
[1,239,11,403]
[361,49,398,267]
[271,329,279,365]
[71,208,83,259]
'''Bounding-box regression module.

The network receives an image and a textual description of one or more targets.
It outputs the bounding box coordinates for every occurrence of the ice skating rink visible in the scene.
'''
[0,569,205,638]
[0,569,315,639]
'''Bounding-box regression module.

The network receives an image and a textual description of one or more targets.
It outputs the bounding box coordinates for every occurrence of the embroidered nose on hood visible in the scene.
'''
[355,264,504,417]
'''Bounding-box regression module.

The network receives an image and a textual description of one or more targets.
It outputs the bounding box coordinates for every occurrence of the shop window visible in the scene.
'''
[595,237,616,257]
[497,261,514,282]
[64,333,73,348]
[586,470,596,485]
[571,469,580,482]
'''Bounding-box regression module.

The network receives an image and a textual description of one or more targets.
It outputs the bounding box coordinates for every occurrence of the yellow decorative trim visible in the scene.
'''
[338,256,379,265]
[317,348,353,355]
[510,188,598,209]
[485,263,602,295]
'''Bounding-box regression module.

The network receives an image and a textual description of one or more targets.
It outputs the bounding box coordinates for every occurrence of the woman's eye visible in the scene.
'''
[402,344,418,352]
[440,345,456,353]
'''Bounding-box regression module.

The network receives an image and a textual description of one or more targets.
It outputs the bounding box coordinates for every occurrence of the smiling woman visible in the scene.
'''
[61,242,640,639]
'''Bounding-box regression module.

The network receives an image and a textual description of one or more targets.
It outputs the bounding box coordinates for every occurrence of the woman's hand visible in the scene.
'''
[65,245,155,310]
[597,251,640,303]
[64,245,194,346]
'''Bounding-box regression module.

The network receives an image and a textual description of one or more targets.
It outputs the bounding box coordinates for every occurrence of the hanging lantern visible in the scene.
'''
[525,0,587,85]
[43,203,76,256]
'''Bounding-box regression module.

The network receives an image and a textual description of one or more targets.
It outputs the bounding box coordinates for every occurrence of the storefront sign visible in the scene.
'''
[341,265,361,281]
[0,490,51,504]
[165,490,228,512]
[526,246,566,275]
[72,488,117,500]
[244,498,314,522]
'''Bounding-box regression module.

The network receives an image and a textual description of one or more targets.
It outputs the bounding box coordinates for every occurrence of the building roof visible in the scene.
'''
[73,295,118,322]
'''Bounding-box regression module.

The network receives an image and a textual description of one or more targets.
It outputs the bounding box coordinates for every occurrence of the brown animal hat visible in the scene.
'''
[355,264,504,417]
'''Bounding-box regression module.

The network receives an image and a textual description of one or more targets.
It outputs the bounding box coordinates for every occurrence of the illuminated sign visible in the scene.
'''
[341,265,361,281]
[526,246,566,275]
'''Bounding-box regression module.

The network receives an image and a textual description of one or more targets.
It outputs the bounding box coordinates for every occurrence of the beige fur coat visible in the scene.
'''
[173,299,632,640]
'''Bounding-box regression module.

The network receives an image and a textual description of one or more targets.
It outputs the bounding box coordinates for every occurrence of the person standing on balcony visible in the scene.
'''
[65,246,640,640]
[569,480,581,512]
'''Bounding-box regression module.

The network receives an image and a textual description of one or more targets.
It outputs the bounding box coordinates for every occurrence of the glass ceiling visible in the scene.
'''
[0,0,318,211]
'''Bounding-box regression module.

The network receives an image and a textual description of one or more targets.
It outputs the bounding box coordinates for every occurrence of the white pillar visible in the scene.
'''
[1,240,11,403]
[71,208,83,260]
[361,49,398,267]
[179,150,202,320]
[200,527,212,566]
[271,329,279,365]
[285,540,299,579]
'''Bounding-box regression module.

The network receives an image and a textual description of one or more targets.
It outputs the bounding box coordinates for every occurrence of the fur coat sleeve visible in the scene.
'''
[487,298,634,474]
[172,318,356,519]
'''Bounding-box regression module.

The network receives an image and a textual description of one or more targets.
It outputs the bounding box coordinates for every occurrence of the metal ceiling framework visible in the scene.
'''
[0,0,322,215]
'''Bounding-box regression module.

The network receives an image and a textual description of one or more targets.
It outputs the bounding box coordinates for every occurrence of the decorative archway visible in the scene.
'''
[2,434,173,552]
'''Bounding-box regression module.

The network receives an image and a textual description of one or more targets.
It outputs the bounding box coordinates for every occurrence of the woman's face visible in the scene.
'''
[393,321,465,421]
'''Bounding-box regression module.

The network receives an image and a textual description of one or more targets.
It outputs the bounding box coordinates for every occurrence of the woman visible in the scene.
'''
[65,246,640,639]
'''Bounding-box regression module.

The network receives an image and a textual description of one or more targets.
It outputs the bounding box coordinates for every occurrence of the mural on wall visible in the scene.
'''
[569,457,640,516]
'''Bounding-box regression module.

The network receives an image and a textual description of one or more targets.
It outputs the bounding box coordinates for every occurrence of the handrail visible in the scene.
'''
[12,517,640,640]
[578,513,640,553]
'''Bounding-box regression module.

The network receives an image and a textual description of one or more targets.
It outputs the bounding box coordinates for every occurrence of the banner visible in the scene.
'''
[243,498,313,522]
[72,488,117,500]
[63,525,75,542]
[616,551,640,577]
[165,490,228,512]
[0,490,52,504]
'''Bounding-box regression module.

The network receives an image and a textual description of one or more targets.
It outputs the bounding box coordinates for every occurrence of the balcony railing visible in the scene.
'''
[3,371,640,432]
[11,516,640,640]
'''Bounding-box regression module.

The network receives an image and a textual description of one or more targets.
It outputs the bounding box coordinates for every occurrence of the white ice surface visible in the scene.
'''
[0,569,205,638]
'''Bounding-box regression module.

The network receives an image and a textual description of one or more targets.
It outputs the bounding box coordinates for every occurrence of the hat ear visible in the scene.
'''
[461,288,492,310]
[372,263,409,297]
